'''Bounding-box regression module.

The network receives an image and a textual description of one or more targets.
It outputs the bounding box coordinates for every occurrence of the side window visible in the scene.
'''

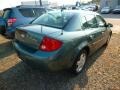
[85,14,98,28]
[3,9,11,19]
[73,14,82,31]
[81,16,88,30]
[96,15,106,27]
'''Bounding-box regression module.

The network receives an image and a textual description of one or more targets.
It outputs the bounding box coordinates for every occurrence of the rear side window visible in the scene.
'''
[85,14,98,28]
[19,8,46,17]
[3,9,11,19]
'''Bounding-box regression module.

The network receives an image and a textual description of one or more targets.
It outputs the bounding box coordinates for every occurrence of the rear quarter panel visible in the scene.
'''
[56,30,90,65]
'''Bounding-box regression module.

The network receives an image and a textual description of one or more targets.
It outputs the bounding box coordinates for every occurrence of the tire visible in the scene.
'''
[72,49,88,75]
[105,34,111,46]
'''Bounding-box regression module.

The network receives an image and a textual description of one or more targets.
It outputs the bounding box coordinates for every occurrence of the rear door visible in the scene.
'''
[96,15,109,44]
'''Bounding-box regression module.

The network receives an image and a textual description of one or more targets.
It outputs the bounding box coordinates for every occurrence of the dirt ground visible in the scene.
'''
[0,18,120,90]
[106,19,120,34]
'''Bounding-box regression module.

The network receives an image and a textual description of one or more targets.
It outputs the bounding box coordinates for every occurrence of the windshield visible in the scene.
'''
[32,11,73,29]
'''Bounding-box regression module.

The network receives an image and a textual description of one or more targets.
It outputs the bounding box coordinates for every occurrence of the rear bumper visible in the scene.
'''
[2,27,15,38]
[0,26,15,38]
[13,41,73,71]
[5,31,15,39]
[0,26,6,35]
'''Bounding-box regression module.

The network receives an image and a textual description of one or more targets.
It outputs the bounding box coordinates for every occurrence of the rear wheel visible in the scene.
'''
[105,34,111,46]
[72,49,87,74]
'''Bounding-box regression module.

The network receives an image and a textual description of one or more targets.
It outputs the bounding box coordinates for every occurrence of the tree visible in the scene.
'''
[92,0,100,4]
[39,0,42,6]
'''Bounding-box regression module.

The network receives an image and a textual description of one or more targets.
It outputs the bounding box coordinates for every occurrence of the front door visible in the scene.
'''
[81,14,103,54]
[96,15,109,46]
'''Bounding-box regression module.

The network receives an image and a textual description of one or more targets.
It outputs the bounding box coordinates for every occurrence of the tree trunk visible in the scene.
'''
[39,0,42,6]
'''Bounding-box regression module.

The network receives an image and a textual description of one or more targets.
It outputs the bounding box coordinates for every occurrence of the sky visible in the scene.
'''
[0,0,91,10]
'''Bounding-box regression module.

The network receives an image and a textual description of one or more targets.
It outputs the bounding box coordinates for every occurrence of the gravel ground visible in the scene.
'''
[0,19,120,90]
[102,14,120,34]
[101,14,120,19]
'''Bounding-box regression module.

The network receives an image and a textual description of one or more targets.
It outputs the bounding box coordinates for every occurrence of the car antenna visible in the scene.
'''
[35,0,38,16]
[61,5,64,35]
[35,0,43,33]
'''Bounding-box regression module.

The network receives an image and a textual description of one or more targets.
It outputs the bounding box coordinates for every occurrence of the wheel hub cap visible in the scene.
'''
[76,53,86,72]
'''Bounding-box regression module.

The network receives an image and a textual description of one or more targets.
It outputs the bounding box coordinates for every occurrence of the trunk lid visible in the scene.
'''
[15,24,62,50]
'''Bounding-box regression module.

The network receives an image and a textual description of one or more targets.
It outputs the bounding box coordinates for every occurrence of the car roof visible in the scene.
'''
[3,5,46,11]
[48,10,99,16]
[17,5,46,9]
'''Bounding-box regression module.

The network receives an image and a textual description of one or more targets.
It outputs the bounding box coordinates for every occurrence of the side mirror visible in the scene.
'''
[107,23,113,27]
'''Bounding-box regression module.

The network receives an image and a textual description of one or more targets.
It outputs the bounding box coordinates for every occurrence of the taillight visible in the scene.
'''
[39,36,63,52]
[7,18,16,26]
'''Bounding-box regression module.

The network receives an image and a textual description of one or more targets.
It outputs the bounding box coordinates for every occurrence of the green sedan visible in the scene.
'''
[13,10,112,74]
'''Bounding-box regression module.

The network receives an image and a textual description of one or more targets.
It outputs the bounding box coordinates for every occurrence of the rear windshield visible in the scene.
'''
[19,8,46,17]
[32,11,74,29]
[3,9,11,19]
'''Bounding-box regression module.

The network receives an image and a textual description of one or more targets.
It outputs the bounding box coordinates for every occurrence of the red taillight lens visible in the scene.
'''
[7,18,16,26]
[39,36,63,52]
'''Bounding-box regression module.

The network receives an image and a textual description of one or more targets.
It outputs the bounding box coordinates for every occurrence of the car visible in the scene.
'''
[13,10,112,74]
[112,6,120,14]
[0,5,50,38]
[0,16,6,34]
[101,7,111,14]
[81,5,91,11]
[82,4,98,11]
